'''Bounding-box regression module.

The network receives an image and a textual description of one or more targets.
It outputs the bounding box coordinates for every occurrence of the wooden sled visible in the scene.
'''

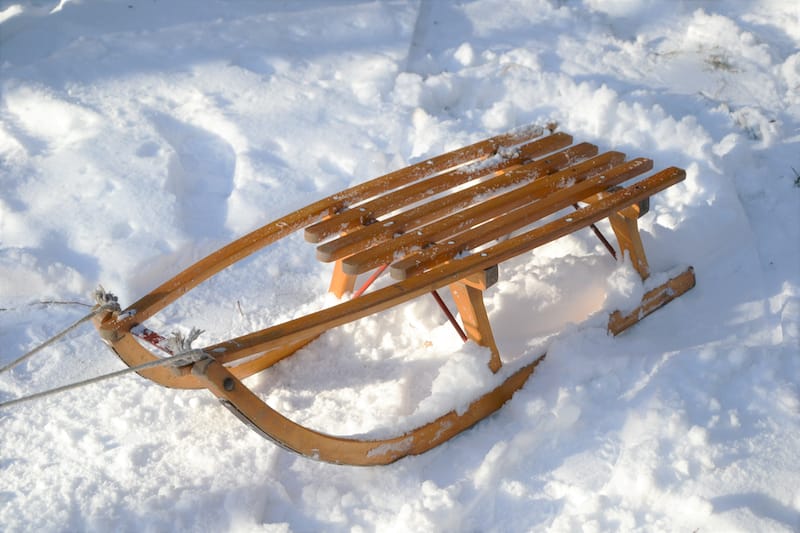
[93,125,696,465]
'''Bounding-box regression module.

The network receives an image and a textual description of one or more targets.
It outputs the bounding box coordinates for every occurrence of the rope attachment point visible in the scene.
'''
[93,286,121,314]
[0,286,122,375]
[0,287,213,409]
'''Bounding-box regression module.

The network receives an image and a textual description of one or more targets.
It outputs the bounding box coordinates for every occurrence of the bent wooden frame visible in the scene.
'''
[93,126,696,465]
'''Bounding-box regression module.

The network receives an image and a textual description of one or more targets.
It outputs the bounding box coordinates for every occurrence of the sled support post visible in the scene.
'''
[329,259,357,297]
[449,265,501,373]
[608,207,650,279]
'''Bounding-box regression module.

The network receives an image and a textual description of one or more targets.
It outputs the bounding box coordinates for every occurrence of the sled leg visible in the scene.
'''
[449,266,501,373]
[329,259,357,298]
[604,202,695,334]
[608,205,650,279]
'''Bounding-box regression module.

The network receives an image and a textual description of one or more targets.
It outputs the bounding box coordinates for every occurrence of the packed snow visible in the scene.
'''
[1,0,798,531]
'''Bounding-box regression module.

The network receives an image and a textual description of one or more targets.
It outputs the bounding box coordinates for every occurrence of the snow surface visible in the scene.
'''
[1,0,799,531]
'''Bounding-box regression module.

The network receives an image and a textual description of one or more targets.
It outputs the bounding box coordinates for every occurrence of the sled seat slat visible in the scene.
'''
[327,124,550,211]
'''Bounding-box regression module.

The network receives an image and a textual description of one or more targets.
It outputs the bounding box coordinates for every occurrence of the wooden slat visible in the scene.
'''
[341,151,627,276]
[328,125,547,206]
[390,158,656,280]
[204,166,684,365]
[316,142,599,262]
[303,132,574,243]
[583,190,649,219]
[101,126,547,332]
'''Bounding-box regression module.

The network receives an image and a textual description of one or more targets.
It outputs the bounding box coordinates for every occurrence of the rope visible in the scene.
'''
[0,287,121,375]
[165,327,204,354]
[0,349,209,409]
[0,284,210,409]
[0,300,93,312]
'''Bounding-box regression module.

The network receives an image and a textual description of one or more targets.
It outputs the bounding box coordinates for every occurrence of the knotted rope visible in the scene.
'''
[0,287,121,375]
[0,287,209,409]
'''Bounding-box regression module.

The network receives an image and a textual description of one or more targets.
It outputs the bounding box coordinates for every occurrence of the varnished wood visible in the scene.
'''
[316,142,599,263]
[459,265,499,291]
[191,268,694,467]
[194,355,544,465]
[608,210,650,279]
[342,151,627,276]
[94,311,317,388]
[225,336,318,378]
[203,165,685,365]
[583,191,648,219]
[608,267,696,334]
[93,312,205,389]
[97,158,683,378]
[304,132,573,243]
[390,158,655,280]
[328,259,358,298]
[449,281,502,372]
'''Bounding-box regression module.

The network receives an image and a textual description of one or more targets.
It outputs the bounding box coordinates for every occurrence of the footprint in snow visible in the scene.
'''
[148,111,236,240]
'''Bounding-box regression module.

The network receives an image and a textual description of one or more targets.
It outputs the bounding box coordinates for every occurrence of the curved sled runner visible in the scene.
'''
[93,125,696,465]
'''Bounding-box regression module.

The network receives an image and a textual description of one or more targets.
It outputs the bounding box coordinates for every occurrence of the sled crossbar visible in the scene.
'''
[93,126,696,465]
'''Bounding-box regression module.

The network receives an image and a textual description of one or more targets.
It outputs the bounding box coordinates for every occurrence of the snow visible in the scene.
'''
[1,0,798,531]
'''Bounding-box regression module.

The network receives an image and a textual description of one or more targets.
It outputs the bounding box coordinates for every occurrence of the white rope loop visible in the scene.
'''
[165,327,204,355]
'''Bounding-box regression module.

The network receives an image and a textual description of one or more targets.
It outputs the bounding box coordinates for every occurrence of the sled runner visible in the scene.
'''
[91,125,696,465]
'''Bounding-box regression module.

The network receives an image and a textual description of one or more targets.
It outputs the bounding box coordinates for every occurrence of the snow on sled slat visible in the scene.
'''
[303,132,572,244]
[341,150,627,276]
[93,126,696,466]
[390,158,658,280]
[315,142,600,263]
